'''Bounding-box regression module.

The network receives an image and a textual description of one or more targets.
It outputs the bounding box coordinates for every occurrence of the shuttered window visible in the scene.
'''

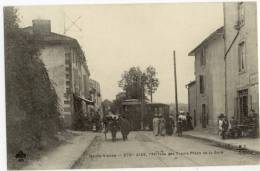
[200,48,206,66]
[199,75,205,94]
[238,2,245,26]
[238,41,246,72]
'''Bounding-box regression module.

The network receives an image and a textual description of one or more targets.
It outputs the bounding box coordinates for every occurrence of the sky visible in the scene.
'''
[17,3,223,104]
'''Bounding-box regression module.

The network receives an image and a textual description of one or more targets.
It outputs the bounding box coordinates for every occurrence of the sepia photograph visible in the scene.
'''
[2,0,260,170]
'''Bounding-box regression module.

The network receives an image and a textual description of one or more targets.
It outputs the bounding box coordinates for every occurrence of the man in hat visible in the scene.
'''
[222,115,229,139]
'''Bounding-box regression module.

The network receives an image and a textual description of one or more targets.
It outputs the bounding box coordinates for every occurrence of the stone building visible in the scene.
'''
[223,2,258,122]
[23,19,93,128]
[89,79,103,118]
[188,26,225,130]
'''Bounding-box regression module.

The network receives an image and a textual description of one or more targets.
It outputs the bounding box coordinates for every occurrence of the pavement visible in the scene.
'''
[183,129,260,154]
[22,130,98,170]
[20,129,260,169]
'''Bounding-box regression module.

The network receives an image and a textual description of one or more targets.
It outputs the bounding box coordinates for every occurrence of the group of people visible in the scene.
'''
[153,114,167,136]
[177,112,194,136]
[152,112,194,137]
[218,114,230,139]
[218,110,259,139]
[103,112,131,141]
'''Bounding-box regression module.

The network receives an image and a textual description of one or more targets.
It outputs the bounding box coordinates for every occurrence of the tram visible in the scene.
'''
[121,99,170,131]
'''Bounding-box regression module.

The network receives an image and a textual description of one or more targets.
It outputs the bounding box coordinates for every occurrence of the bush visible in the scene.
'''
[4,7,62,168]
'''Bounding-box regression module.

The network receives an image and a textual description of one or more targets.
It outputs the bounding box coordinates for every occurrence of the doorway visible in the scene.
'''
[238,89,248,123]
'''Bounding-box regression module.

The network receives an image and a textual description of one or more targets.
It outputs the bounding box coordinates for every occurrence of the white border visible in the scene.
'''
[0,1,259,171]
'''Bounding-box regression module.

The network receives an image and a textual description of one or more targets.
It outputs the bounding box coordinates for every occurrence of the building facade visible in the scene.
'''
[23,19,92,128]
[224,2,258,123]
[188,27,225,130]
[89,79,103,118]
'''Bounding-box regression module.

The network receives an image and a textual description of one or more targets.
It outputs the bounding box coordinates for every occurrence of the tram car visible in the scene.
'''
[121,99,170,131]
[145,103,170,130]
[121,99,143,130]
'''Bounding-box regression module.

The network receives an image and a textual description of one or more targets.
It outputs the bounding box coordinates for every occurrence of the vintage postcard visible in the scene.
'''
[3,1,260,170]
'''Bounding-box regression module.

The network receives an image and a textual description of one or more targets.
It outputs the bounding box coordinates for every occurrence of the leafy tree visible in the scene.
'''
[118,66,159,102]
[118,67,146,100]
[145,66,159,102]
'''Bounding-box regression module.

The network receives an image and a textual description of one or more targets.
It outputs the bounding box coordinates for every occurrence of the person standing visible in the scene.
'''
[186,112,193,130]
[229,116,239,138]
[249,109,259,138]
[103,115,110,140]
[177,118,183,137]
[218,114,224,136]
[166,116,174,135]
[92,112,100,132]
[159,115,166,136]
[153,114,160,136]
[222,116,229,139]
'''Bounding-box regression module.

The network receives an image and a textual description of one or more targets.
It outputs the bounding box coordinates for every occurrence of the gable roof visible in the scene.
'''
[22,26,86,62]
[22,26,77,44]
[188,26,224,56]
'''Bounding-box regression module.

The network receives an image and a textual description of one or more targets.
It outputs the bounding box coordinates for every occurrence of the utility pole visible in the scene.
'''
[140,73,144,130]
[63,11,82,35]
[173,50,179,121]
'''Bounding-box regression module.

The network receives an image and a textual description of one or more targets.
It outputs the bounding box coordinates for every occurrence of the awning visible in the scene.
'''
[74,94,95,105]
[122,99,141,105]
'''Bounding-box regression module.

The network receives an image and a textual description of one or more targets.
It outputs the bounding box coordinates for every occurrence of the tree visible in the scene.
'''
[118,67,145,100]
[145,66,159,103]
[118,66,159,102]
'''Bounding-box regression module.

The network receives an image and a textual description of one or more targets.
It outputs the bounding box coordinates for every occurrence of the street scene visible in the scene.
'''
[3,1,260,170]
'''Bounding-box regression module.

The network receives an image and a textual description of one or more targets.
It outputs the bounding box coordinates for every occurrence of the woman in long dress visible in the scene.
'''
[166,116,174,135]
[159,115,166,136]
[153,114,160,136]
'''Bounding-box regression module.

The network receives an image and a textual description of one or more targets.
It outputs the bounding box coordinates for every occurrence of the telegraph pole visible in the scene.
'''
[140,73,144,130]
[63,11,82,35]
[173,50,179,121]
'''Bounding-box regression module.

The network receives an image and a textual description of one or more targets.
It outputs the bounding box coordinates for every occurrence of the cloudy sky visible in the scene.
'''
[17,2,223,104]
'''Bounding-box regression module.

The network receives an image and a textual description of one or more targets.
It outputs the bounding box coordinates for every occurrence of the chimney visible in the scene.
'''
[32,19,51,35]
